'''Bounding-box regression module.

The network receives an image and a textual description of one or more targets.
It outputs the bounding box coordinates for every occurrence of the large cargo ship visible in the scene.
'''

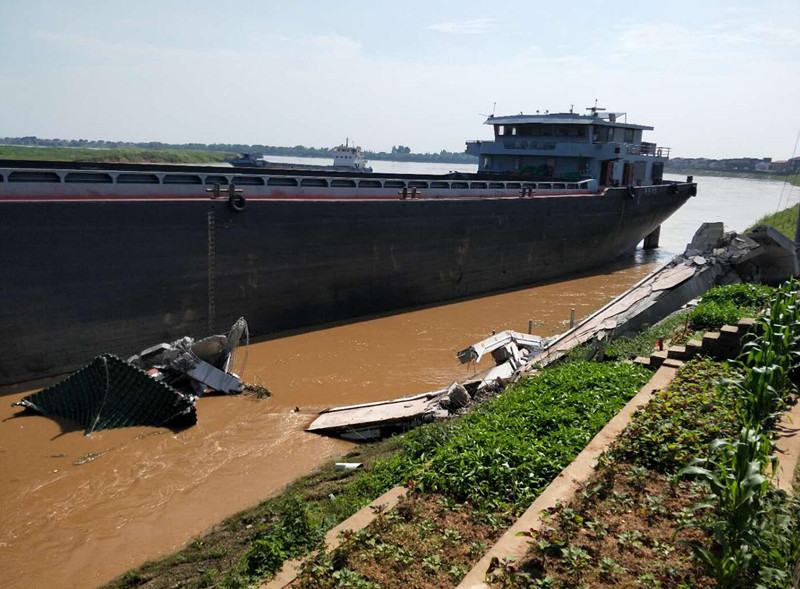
[0,109,694,385]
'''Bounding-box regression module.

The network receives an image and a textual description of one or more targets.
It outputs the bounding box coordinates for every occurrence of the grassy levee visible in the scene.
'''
[104,361,650,589]
[0,145,237,164]
[752,203,799,240]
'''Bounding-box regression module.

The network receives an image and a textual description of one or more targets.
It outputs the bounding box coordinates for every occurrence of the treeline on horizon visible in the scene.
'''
[0,136,477,164]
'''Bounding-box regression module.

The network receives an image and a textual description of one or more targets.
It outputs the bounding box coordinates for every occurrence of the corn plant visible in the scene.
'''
[679,428,775,588]
[723,278,800,429]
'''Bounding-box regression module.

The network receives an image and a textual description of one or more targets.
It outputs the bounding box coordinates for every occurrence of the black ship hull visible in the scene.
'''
[0,184,692,385]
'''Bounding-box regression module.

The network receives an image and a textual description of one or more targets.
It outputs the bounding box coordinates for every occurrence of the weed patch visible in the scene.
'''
[687,284,773,330]
[613,358,739,472]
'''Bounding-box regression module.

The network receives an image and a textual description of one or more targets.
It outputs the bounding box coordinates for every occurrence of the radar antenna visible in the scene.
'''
[478,102,497,118]
[586,99,606,115]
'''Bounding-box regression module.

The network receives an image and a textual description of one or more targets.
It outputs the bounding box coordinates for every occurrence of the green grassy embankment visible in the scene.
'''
[105,361,650,589]
[752,204,799,240]
[0,145,237,164]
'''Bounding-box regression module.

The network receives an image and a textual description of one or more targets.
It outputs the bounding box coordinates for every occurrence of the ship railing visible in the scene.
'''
[625,143,670,157]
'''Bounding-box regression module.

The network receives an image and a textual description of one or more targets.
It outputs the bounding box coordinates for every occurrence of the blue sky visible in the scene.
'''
[1,0,798,158]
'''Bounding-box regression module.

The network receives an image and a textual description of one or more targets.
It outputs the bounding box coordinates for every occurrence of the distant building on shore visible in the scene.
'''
[667,155,800,175]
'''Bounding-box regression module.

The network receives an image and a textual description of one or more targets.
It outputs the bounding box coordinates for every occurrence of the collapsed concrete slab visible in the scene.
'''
[12,354,197,435]
[306,390,449,441]
[534,223,798,367]
[306,223,799,442]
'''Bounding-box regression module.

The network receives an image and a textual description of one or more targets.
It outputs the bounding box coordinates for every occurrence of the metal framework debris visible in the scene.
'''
[13,318,251,435]
[13,355,197,435]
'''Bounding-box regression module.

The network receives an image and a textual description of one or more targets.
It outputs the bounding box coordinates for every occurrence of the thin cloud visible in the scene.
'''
[428,18,496,34]
[32,31,241,60]
[310,34,362,54]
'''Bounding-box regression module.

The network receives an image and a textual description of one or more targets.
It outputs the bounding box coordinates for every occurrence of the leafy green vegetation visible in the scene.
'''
[603,312,692,360]
[679,278,800,588]
[411,361,650,512]
[0,145,237,164]
[296,494,497,589]
[105,361,649,589]
[613,358,739,472]
[687,284,774,330]
[751,203,800,240]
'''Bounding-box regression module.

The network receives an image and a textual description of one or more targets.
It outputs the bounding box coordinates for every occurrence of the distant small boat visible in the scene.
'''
[228,139,372,172]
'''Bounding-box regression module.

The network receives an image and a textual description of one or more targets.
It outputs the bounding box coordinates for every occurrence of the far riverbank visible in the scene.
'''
[666,167,800,187]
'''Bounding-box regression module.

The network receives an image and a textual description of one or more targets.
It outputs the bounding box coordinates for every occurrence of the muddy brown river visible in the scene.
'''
[0,259,657,589]
[2,171,796,589]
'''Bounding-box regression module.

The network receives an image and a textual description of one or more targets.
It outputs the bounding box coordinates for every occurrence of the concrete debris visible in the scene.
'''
[440,382,471,410]
[458,330,551,366]
[306,390,448,440]
[687,221,724,253]
[534,223,798,368]
[335,463,363,471]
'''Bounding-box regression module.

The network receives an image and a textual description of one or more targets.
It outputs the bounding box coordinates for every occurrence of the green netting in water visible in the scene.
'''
[13,354,196,435]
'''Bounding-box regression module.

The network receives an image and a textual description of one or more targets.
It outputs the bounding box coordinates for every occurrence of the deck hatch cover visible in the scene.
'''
[12,354,196,435]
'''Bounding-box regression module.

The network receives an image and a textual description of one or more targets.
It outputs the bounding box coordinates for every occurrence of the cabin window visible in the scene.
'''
[430,181,449,189]
[506,182,521,189]
[301,178,328,187]
[117,173,159,184]
[64,172,113,184]
[511,126,517,136]
[204,175,229,185]
[384,180,405,188]
[624,128,634,143]
[482,155,493,169]
[488,182,504,189]
[8,171,61,183]
[577,126,587,136]
[163,175,202,184]
[497,125,505,136]
[268,177,299,186]
[358,180,382,188]
[557,126,568,136]
[470,182,488,189]
[552,183,566,189]
[512,156,522,171]
[538,183,552,189]
[566,183,578,189]
[408,181,428,189]
[330,179,357,188]
[451,181,469,189]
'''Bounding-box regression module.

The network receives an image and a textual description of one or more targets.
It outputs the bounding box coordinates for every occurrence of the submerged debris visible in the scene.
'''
[13,318,252,435]
[242,382,272,399]
[13,354,197,435]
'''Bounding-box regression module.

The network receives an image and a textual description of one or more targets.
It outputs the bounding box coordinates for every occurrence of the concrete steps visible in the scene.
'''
[634,317,757,369]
